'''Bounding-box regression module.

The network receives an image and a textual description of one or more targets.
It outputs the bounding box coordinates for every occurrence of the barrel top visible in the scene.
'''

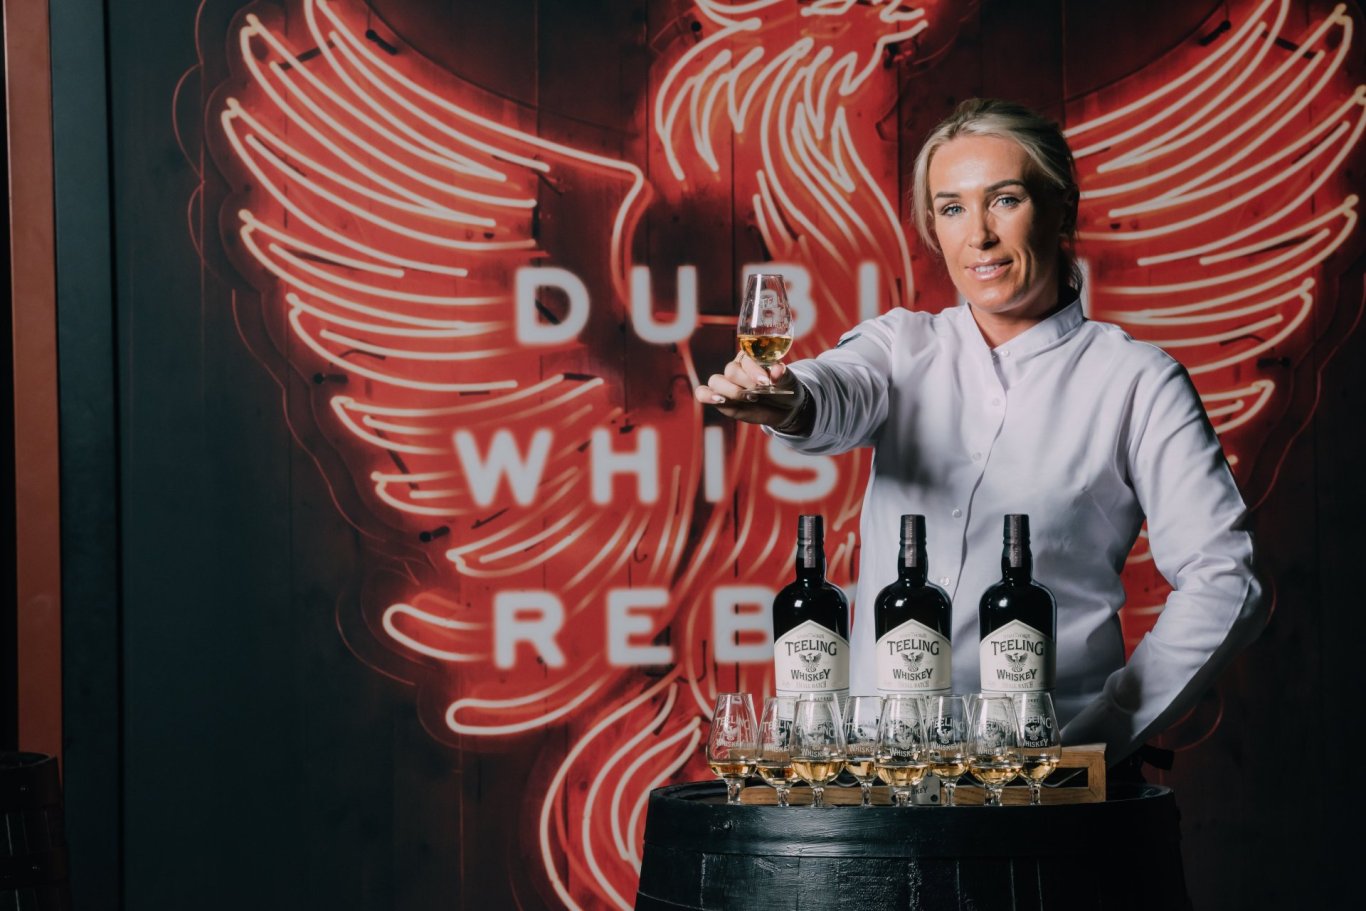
[1,751,65,810]
[1,751,57,770]
[651,778,1172,805]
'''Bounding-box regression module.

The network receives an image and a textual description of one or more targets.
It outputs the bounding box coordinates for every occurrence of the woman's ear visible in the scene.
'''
[1061,188,1080,236]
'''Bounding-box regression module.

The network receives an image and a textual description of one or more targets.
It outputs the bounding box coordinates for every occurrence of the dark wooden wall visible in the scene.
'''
[42,1,1364,909]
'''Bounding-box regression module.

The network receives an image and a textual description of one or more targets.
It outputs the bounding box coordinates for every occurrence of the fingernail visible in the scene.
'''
[712,395,726,404]
[744,394,758,402]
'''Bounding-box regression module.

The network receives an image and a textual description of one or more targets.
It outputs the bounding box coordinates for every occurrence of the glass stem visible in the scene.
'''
[861,782,872,808]
[1029,782,1042,806]
[812,786,825,808]
[985,786,1001,807]
[777,785,790,808]
[726,778,742,804]
[943,782,956,807]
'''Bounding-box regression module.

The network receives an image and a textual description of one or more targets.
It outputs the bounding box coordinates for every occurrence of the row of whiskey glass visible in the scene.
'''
[707,691,1061,807]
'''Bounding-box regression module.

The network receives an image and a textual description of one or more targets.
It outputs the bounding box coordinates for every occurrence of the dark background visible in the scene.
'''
[14,0,1361,908]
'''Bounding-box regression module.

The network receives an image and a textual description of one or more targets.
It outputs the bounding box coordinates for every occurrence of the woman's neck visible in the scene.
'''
[969,288,1073,349]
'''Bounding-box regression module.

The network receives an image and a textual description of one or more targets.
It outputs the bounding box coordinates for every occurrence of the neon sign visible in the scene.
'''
[198,0,1365,907]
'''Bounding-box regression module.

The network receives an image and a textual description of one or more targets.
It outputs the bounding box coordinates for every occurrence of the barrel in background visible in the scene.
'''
[1,752,73,911]
[635,780,1191,911]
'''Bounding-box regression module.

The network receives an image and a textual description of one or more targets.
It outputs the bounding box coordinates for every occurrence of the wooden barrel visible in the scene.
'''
[635,780,1190,911]
[1,752,73,911]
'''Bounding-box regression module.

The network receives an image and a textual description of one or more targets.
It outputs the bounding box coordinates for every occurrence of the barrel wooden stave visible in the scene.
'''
[634,781,1191,911]
[1,753,73,911]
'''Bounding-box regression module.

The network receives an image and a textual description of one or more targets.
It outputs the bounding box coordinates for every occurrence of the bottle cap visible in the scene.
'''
[900,515,926,569]
[900,514,926,543]
[1003,514,1030,569]
[798,514,823,541]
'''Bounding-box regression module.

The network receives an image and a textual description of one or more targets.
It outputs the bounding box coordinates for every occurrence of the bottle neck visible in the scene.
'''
[898,541,929,586]
[1001,541,1032,582]
[796,535,825,580]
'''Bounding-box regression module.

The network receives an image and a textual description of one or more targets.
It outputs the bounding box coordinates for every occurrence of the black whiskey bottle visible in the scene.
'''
[874,515,953,696]
[772,515,850,701]
[978,514,1056,694]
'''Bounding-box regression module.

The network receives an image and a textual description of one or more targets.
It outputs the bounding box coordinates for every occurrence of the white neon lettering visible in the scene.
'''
[765,435,837,501]
[704,425,727,503]
[516,267,590,345]
[591,427,660,505]
[858,260,881,322]
[454,428,553,506]
[630,265,699,344]
[712,586,773,663]
[606,589,674,666]
[493,591,567,669]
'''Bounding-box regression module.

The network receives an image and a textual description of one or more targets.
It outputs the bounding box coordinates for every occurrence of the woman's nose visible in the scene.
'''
[969,211,997,248]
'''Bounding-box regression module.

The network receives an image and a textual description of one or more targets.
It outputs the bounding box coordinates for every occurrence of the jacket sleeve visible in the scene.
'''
[1060,359,1268,764]
[766,317,896,455]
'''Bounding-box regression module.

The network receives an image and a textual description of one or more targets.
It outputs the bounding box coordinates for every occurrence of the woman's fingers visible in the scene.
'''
[700,371,750,403]
[695,355,802,428]
[694,380,736,405]
[726,354,777,389]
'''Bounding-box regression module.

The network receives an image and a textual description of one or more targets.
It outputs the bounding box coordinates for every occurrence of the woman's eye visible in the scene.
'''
[939,203,964,217]
[994,195,1022,208]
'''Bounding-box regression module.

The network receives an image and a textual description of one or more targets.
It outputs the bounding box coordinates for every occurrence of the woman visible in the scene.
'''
[694,98,1265,771]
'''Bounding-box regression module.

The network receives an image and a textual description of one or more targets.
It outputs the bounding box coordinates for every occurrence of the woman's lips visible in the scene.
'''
[968,260,1010,280]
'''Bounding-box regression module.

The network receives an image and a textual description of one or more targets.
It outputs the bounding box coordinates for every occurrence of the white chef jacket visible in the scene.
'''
[770,299,1265,764]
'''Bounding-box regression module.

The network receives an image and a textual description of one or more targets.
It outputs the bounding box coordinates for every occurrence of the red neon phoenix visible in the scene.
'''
[190,0,1365,907]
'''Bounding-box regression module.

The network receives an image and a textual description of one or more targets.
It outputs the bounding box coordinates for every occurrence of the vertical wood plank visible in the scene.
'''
[47,0,121,907]
[5,0,62,762]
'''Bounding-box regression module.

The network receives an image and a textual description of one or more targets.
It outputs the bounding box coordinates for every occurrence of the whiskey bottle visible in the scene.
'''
[978,514,1056,694]
[772,515,850,702]
[875,515,953,697]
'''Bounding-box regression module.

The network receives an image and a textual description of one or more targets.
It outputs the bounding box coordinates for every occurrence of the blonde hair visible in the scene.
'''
[911,98,1082,295]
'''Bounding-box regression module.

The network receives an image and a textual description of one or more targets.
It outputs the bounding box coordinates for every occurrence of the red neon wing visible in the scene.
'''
[210,0,701,738]
[1070,0,1366,659]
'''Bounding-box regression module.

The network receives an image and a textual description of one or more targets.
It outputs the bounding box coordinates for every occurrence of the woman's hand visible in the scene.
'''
[694,354,806,430]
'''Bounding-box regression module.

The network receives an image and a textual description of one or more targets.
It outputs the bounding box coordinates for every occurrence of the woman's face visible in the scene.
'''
[927,134,1064,321]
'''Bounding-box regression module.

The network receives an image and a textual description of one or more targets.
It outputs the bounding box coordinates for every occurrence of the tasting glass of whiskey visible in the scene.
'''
[707,692,759,805]
[736,273,795,395]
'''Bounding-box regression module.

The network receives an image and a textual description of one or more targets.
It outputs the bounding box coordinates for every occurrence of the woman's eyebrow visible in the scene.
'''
[933,178,1028,200]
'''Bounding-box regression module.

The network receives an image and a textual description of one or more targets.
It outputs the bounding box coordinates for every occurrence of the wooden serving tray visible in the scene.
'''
[739,743,1106,806]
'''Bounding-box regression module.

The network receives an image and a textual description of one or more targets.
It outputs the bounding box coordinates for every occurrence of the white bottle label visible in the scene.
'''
[876,617,950,696]
[979,618,1054,692]
[774,618,849,701]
